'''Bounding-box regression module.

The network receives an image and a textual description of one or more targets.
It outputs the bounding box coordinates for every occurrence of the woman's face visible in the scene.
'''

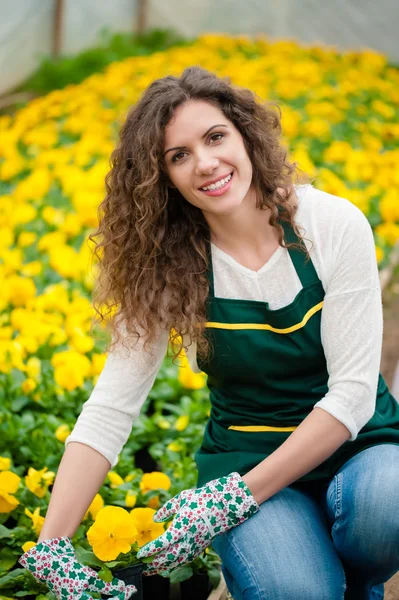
[163,100,254,217]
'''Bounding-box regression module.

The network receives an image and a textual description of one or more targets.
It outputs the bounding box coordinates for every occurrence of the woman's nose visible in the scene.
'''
[195,153,219,175]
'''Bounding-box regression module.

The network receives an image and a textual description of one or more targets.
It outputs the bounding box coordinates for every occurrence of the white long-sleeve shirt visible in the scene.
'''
[65,184,383,468]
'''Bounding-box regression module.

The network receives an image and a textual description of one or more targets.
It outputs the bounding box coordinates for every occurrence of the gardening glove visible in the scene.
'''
[18,536,137,599]
[137,471,259,576]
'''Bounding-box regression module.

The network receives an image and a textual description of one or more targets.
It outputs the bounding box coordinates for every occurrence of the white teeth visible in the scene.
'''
[201,173,232,191]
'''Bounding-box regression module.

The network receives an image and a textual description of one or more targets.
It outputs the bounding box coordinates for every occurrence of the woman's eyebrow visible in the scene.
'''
[163,124,228,157]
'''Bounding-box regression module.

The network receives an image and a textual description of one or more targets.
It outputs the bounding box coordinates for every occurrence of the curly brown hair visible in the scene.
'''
[89,66,308,361]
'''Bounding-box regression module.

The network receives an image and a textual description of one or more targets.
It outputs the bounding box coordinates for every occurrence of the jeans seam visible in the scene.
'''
[331,472,343,535]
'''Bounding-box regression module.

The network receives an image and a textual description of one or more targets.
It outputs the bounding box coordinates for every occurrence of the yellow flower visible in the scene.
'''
[139,471,168,508]
[129,507,165,547]
[379,190,399,223]
[167,441,182,452]
[20,260,42,277]
[375,223,399,247]
[52,350,92,391]
[178,366,207,390]
[25,507,45,536]
[22,541,36,553]
[125,490,137,508]
[25,467,55,498]
[17,232,37,248]
[156,418,171,430]
[22,378,37,394]
[25,356,41,379]
[376,246,384,264]
[147,496,160,510]
[140,472,171,494]
[174,415,189,432]
[108,471,124,488]
[91,353,106,377]
[83,493,104,520]
[0,457,11,470]
[6,276,36,307]
[87,506,138,561]
[55,424,71,443]
[0,471,20,513]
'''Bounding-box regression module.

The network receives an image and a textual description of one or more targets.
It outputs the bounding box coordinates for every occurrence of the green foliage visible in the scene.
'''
[19,28,192,96]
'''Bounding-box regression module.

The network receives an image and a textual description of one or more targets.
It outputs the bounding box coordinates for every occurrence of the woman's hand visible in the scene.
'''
[137,472,259,576]
[19,536,137,599]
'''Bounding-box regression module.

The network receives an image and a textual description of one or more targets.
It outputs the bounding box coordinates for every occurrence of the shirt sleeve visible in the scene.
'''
[64,325,169,467]
[313,202,383,440]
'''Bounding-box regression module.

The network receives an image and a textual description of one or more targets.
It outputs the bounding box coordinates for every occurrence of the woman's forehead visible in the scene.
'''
[164,101,228,142]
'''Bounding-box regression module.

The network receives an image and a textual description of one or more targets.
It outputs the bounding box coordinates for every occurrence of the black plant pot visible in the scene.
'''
[134,446,160,473]
[142,573,171,599]
[101,564,144,600]
[180,572,212,600]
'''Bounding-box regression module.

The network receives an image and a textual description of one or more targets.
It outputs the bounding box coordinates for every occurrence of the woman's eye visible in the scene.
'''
[172,151,186,163]
[210,133,224,142]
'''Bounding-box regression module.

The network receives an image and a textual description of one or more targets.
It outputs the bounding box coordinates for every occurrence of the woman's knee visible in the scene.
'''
[222,562,346,600]
[331,445,399,570]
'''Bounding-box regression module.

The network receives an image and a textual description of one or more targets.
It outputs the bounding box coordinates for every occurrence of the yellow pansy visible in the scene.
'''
[25,467,55,499]
[129,507,165,547]
[55,424,71,443]
[0,471,21,513]
[0,457,11,471]
[22,541,36,553]
[139,472,171,494]
[17,232,37,248]
[167,441,182,453]
[107,471,124,488]
[174,415,189,432]
[87,506,138,561]
[125,490,137,508]
[83,493,104,520]
[25,507,45,536]
[6,276,36,307]
[178,366,207,390]
[25,356,41,379]
[375,223,399,247]
[21,378,37,394]
[376,247,384,264]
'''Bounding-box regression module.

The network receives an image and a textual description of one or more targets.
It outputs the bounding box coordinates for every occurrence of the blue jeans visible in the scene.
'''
[212,444,399,600]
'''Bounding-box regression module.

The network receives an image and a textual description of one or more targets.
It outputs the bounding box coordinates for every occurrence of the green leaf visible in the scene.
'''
[97,565,113,583]
[0,568,26,590]
[207,566,221,588]
[74,546,104,569]
[169,565,193,584]
[0,548,18,572]
[0,526,11,541]
[103,561,118,568]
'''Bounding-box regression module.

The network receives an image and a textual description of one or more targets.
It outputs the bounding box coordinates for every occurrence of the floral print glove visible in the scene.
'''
[136,472,259,576]
[18,536,137,599]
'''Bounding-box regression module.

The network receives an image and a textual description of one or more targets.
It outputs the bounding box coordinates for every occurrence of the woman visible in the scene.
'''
[19,67,399,600]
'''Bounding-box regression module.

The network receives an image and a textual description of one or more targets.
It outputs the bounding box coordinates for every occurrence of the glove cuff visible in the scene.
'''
[209,471,259,526]
[19,536,73,573]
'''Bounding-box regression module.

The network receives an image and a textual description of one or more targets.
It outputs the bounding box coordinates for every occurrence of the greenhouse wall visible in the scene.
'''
[0,0,398,95]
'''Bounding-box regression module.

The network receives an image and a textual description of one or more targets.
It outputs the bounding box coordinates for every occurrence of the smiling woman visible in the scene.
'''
[18,66,399,600]
[89,66,300,362]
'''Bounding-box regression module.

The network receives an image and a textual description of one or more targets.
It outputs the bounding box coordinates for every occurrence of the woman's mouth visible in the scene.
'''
[199,172,233,196]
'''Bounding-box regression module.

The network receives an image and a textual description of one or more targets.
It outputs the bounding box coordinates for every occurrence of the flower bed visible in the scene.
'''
[0,33,398,599]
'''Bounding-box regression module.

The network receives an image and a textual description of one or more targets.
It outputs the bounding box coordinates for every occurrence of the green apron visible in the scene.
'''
[195,221,399,488]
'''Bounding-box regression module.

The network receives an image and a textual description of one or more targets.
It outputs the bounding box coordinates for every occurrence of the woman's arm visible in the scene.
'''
[242,408,350,504]
[244,199,382,504]
[38,442,111,542]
